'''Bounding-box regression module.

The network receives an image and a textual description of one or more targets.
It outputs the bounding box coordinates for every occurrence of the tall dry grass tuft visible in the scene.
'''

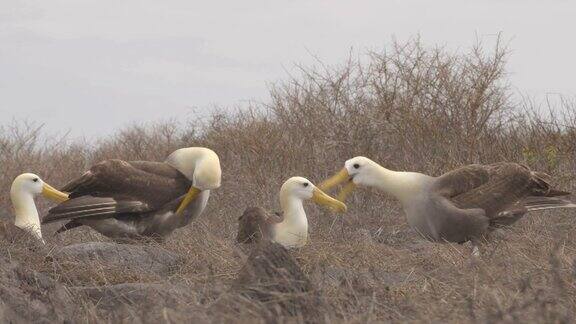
[0,39,575,322]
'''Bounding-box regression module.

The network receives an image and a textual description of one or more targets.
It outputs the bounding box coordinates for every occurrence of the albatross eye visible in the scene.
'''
[353,163,360,169]
[302,182,309,187]
[32,178,39,182]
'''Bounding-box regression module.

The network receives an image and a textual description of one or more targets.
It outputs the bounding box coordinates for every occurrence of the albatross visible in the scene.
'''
[236,176,347,248]
[42,147,221,241]
[320,157,575,244]
[5,173,69,243]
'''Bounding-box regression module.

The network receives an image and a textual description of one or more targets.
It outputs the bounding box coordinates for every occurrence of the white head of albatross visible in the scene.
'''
[272,176,347,248]
[10,173,69,242]
[320,156,431,204]
[165,147,222,215]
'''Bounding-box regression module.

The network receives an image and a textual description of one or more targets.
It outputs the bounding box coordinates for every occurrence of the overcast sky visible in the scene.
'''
[1,0,575,138]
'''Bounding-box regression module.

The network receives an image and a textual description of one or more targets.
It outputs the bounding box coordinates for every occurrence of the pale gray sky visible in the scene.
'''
[1,0,575,138]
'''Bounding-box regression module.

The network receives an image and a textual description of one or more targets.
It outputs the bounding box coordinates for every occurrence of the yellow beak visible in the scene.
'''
[176,186,202,215]
[42,183,69,203]
[318,168,350,192]
[336,181,357,203]
[312,187,347,213]
[318,168,358,203]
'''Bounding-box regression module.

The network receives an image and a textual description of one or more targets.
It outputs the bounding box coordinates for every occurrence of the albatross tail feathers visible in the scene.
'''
[54,220,83,235]
[522,196,576,212]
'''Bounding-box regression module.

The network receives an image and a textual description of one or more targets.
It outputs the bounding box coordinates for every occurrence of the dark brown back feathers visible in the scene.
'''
[237,207,282,244]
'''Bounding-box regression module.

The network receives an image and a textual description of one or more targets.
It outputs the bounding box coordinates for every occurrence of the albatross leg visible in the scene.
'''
[469,237,483,258]
[471,244,481,257]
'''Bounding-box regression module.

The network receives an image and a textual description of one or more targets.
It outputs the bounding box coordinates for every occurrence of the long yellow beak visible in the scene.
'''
[176,186,202,215]
[336,181,357,203]
[41,183,69,203]
[318,168,350,192]
[312,187,347,213]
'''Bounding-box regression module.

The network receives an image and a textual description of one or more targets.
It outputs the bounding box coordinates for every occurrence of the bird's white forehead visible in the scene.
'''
[286,176,310,183]
[346,156,372,165]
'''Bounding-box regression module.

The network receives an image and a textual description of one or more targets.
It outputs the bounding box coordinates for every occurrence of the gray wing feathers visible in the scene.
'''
[43,196,148,224]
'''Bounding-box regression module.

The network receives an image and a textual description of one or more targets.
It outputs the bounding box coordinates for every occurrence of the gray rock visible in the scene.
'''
[233,242,327,323]
[0,256,75,323]
[51,242,185,278]
[73,283,193,309]
[72,282,209,323]
[314,266,412,291]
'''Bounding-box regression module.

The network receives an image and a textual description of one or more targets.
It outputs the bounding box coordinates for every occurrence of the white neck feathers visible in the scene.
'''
[368,165,429,203]
[10,189,43,241]
[280,190,307,224]
[272,187,309,247]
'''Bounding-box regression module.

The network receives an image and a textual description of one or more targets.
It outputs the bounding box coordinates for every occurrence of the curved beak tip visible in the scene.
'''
[334,203,347,213]
[312,187,348,214]
[176,186,202,215]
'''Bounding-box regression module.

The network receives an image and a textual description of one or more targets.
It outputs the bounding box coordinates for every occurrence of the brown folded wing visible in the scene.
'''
[43,159,190,224]
[433,162,567,220]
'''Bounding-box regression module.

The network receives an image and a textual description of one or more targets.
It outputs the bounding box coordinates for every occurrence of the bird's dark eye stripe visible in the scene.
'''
[32,178,39,182]
[353,163,360,169]
[303,182,309,187]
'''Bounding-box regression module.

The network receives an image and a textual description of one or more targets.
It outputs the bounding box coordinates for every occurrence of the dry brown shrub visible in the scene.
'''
[0,38,574,323]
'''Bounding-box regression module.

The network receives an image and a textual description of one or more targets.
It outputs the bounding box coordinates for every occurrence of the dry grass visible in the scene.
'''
[0,39,575,323]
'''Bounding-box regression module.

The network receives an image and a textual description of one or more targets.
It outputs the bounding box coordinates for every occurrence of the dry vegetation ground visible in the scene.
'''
[0,40,575,323]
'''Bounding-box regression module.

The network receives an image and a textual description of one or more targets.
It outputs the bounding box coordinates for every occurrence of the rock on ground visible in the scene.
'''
[73,282,192,309]
[313,266,413,292]
[0,256,75,323]
[50,242,185,278]
[72,282,215,323]
[232,242,326,323]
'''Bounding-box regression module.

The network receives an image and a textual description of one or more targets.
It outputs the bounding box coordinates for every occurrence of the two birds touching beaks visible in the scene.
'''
[8,148,576,252]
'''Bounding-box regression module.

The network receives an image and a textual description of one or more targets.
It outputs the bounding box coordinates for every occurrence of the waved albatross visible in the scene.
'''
[42,147,221,241]
[4,173,69,243]
[237,176,347,248]
[320,157,575,244]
